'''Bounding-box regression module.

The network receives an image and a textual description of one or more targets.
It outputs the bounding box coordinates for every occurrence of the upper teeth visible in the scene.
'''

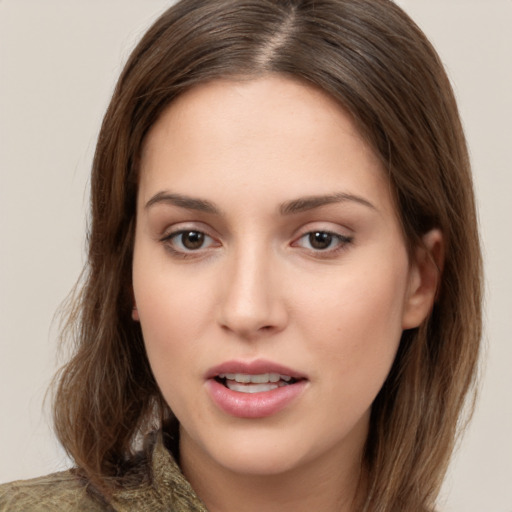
[219,373,292,383]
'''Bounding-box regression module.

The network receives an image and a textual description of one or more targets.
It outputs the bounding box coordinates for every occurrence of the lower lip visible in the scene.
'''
[206,379,307,419]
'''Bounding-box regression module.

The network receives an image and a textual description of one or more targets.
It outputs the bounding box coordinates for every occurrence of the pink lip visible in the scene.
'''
[205,359,308,419]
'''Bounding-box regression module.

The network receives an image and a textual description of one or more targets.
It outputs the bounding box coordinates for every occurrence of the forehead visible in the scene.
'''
[138,76,395,219]
[144,76,363,152]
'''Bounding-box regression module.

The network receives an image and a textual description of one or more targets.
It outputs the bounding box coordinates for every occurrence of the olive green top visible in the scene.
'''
[0,435,208,511]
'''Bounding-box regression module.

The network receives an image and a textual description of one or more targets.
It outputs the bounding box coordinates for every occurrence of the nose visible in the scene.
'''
[217,246,288,339]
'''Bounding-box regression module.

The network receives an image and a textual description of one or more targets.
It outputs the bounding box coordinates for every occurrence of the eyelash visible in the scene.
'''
[293,231,353,256]
[160,228,353,259]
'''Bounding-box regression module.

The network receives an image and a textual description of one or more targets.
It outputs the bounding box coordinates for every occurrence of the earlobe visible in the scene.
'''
[402,229,444,330]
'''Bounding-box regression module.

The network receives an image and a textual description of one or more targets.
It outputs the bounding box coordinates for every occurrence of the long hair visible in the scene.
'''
[53,1,482,510]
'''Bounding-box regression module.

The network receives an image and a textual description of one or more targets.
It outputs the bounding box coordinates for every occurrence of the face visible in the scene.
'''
[132,76,430,480]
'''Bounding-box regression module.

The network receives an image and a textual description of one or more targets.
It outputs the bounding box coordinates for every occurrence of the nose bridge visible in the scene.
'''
[218,238,286,337]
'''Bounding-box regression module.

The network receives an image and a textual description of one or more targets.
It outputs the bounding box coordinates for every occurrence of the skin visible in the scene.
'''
[132,76,441,512]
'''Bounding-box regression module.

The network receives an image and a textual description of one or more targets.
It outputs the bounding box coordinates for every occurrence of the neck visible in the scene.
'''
[179,428,367,512]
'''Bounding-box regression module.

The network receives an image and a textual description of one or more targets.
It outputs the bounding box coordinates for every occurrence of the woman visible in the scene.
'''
[0,0,482,511]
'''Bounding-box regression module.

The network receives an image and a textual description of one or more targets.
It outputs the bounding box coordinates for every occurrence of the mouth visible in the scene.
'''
[215,373,299,394]
[206,361,308,418]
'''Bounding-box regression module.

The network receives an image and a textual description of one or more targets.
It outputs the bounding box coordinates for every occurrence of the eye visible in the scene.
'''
[294,230,353,252]
[162,229,217,253]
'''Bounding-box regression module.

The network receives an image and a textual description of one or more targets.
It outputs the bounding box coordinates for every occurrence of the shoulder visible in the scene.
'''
[0,470,108,512]
[0,431,207,512]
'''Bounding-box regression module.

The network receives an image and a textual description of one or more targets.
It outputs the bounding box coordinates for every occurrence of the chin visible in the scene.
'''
[214,444,307,477]
[186,423,333,478]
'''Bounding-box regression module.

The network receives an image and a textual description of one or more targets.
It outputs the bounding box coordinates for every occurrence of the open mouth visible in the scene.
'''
[215,373,300,394]
[207,363,308,417]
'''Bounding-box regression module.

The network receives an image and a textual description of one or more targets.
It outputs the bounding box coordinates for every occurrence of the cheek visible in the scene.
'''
[298,255,408,392]
[134,237,212,327]
[132,249,213,389]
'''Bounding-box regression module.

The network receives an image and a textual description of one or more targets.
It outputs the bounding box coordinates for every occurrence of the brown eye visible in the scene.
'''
[179,231,205,250]
[292,230,353,255]
[308,232,334,250]
[161,228,219,257]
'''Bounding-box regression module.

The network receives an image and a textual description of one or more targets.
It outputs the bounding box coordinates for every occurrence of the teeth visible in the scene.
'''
[217,373,297,393]
[225,381,279,393]
[218,373,291,384]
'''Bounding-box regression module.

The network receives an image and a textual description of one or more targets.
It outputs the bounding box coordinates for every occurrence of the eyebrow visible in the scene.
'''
[145,192,221,214]
[145,191,376,216]
[280,193,377,215]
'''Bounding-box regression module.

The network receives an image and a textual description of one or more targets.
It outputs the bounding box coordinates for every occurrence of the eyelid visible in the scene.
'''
[294,231,352,247]
[159,220,216,241]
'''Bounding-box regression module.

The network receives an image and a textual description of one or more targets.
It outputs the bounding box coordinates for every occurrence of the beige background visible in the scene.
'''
[1,1,511,510]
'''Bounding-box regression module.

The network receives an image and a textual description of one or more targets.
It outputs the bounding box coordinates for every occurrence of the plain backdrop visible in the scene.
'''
[1,1,511,511]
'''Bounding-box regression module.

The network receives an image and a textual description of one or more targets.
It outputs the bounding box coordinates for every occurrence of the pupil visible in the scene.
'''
[309,232,332,250]
[183,231,204,249]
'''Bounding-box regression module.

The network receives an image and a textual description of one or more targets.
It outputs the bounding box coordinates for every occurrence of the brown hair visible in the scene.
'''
[53,1,482,510]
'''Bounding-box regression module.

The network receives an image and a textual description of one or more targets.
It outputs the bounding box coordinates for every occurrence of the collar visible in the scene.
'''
[108,432,208,512]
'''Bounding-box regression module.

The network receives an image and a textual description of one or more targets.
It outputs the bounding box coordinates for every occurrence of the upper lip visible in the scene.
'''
[206,359,307,380]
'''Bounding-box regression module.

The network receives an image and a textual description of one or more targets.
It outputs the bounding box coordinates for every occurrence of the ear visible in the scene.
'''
[402,229,444,330]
